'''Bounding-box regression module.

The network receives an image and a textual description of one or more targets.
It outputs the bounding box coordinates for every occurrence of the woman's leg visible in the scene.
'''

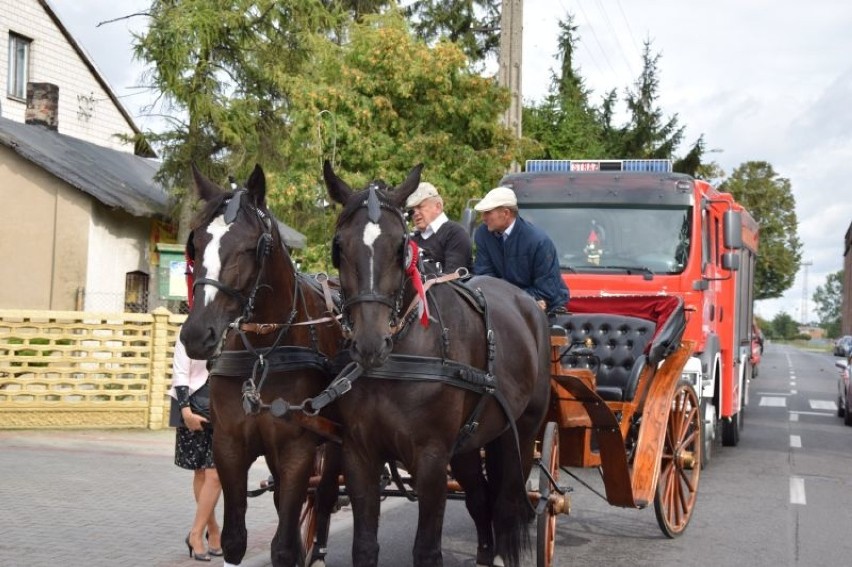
[204,468,222,549]
[189,468,221,554]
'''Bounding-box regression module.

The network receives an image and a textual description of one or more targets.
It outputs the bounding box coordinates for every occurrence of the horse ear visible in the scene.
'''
[391,163,424,209]
[323,160,353,206]
[191,163,223,202]
[245,163,266,207]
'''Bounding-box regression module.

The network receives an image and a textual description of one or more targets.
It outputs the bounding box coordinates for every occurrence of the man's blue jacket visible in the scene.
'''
[472,216,569,312]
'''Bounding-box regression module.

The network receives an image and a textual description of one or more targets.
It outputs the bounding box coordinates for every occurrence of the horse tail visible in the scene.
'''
[486,433,534,567]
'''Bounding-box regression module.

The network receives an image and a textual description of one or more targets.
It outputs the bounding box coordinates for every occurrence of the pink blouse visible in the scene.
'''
[168,339,210,398]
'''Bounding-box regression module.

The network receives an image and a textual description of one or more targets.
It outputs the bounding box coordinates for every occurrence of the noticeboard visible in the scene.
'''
[156,243,188,301]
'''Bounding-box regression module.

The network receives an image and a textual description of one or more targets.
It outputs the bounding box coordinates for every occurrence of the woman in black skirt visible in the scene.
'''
[170,338,222,561]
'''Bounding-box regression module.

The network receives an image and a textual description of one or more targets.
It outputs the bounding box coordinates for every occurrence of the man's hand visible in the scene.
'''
[536,299,547,311]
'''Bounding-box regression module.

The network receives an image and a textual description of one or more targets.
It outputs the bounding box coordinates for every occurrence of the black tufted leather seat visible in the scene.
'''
[552,314,657,401]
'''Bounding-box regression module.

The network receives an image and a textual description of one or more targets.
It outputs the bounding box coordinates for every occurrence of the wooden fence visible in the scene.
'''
[0,307,186,429]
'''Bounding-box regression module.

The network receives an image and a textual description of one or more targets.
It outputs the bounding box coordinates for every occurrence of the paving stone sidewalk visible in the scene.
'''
[0,429,278,567]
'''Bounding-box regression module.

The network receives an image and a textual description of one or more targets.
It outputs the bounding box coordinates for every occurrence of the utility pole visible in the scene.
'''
[498,0,523,171]
[800,260,813,325]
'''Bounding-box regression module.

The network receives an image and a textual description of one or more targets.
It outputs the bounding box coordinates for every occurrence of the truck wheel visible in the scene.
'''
[721,413,740,446]
[700,399,715,468]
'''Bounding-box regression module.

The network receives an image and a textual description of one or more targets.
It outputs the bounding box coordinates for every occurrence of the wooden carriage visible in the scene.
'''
[534,294,700,567]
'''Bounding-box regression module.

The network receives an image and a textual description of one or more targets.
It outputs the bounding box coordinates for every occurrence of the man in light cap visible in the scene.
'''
[472,186,569,313]
[405,181,472,274]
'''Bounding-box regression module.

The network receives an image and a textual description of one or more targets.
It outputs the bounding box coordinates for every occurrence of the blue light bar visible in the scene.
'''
[524,159,672,173]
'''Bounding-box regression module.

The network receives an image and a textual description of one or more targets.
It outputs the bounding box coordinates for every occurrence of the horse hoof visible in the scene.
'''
[308,560,326,567]
[493,556,505,567]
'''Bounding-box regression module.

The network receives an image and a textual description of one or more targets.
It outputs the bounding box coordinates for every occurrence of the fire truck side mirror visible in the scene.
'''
[723,211,743,249]
[722,252,740,271]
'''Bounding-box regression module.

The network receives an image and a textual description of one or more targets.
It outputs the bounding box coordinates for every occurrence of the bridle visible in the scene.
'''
[190,189,297,333]
[333,183,413,334]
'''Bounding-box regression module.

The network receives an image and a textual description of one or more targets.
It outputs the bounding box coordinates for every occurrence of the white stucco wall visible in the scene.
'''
[84,208,152,312]
[0,0,138,152]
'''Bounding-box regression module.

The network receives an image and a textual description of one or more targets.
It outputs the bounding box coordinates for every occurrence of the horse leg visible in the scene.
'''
[411,450,451,567]
[343,443,382,567]
[450,450,495,567]
[268,448,314,567]
[215,432,251,566]
[308,443,343,567]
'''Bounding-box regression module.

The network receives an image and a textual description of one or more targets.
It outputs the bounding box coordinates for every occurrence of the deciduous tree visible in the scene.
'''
[813,269,844,335]
[720,161,802,300]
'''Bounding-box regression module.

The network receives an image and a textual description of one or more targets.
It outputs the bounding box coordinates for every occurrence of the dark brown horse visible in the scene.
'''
[180,164,343,567]
[323,161,552,567]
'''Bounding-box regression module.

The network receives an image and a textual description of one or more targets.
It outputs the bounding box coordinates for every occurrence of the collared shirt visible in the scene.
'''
[502,219,516,240]
[420,212,449,240]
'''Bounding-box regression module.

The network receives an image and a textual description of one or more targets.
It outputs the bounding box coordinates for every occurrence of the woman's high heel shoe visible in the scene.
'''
[205,530,223,556]
[185,534,211,562]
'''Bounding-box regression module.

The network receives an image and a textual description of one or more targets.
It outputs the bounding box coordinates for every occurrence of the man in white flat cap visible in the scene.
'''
[472,186,569,313]
[405,181,472,274]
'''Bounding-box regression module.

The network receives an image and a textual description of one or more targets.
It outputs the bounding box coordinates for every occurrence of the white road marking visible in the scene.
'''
[790,410,834,417]
[756,391,793,396]
[791,389,797,395]
[760,397,787,407]
[789,412,799,422]
[790,477,806,505]
[809,400,837,411]
[790,435,801,448]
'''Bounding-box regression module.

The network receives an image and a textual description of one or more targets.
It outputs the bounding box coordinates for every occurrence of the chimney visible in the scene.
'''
[25,82,59,130]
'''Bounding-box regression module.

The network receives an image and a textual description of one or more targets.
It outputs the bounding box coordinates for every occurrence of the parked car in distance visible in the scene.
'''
[834,335,852,357]
[837,355,852,426]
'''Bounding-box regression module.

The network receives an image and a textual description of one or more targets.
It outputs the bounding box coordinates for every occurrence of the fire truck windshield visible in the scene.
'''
[520,205,692,275]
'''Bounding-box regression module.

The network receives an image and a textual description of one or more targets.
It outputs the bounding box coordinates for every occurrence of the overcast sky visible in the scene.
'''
[55,0,852,323]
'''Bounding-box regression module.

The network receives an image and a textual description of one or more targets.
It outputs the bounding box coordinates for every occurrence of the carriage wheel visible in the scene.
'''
[537,421,559,567]
[654,380,701,538]
[300,445,325,562]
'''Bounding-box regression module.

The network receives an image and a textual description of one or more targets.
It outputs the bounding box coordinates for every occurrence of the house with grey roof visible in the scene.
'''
[0,0,305,313]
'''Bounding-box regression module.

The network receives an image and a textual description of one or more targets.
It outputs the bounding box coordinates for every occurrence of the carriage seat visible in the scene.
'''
[550,314,656,402]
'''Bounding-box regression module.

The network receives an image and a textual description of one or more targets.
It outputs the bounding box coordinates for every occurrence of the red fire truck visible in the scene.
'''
[496,159,760,465]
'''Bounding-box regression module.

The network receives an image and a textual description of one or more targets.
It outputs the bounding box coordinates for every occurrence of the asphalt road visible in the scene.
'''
[2,342,850,566]
[318,342,852,566]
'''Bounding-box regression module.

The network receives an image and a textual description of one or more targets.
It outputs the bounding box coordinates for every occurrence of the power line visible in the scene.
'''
[593,0,635,77]
[615,0,644,59]
[575,0,619,79]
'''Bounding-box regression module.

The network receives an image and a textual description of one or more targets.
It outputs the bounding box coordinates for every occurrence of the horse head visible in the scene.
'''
[324,160,423,369]
[180,164,286,359]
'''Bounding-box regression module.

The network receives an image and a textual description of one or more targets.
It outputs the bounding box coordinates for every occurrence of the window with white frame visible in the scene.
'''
[8,33,31,99]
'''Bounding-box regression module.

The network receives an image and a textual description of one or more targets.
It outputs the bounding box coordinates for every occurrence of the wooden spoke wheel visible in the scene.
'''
[537,421,560,567]
[300,445,326,562]
[654,380,701,538]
